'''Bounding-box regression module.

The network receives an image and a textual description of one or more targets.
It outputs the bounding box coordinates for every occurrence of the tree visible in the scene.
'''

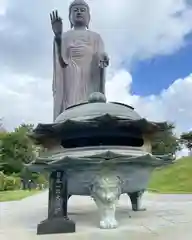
[0,124,35,174]
[14,123,34,134]
[151,122,180,155]
[180,131,192,151]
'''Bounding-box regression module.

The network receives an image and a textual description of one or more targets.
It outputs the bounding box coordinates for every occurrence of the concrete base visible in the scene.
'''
[37,218,75,235]
[1,192,192,239]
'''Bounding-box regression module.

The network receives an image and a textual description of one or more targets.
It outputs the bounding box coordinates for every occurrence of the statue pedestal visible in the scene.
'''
[37,170,76,235]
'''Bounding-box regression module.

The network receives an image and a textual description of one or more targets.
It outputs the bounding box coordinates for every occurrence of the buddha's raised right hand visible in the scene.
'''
[50,10,63,37]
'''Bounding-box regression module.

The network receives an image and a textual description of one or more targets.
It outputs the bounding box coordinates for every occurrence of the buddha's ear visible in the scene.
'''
[69,13,73,29]
[86,12,90,29]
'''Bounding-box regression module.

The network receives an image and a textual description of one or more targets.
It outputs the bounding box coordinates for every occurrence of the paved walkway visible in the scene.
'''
[0,191,192,239]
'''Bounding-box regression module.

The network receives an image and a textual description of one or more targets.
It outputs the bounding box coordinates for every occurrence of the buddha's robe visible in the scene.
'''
[52,29,106,120]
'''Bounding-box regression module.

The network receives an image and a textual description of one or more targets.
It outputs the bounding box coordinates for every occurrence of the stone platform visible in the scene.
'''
[1,191,192,239]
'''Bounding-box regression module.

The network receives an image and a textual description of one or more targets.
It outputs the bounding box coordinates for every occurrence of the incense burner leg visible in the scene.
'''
[128,190,146,212]
[90,174,121,229]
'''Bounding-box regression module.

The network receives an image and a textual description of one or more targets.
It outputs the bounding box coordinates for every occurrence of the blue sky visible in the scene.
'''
[131,35,192,96]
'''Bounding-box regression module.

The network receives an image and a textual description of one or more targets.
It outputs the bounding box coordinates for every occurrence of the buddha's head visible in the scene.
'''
[69,0,90,29]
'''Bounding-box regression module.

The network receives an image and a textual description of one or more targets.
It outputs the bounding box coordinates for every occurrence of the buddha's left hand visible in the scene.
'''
[99,53,109,68]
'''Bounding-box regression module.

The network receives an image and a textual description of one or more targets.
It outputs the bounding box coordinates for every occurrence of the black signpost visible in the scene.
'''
[37,170,75,235]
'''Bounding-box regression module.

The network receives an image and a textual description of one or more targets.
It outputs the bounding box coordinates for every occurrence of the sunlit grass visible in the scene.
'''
[0,190,41,202]
[149,157,192,193]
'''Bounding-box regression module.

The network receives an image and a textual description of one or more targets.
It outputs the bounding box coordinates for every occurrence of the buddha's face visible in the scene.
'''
[70,4,89,27]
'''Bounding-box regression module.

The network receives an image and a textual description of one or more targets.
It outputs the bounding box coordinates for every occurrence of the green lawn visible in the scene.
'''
[0,190,41,202]
[149,157,192,193]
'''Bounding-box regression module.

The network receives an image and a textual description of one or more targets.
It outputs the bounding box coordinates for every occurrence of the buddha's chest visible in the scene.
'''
[67,31,92,44]
[66,33,94,59]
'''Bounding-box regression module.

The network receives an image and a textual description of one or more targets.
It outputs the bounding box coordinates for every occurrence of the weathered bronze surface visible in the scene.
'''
[51,0,109,120]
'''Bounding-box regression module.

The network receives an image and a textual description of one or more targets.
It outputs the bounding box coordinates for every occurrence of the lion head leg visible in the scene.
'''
[90,174,122,229]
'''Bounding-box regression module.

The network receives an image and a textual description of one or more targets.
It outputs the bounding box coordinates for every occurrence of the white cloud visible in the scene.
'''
[0,0,192,74]
[1,69,192,137]
[176,146,189,159]
[0,0,192,143]
[0,0,7,15]
[106,70,192,135]
[90,0,192,66]
[0,72,52,129]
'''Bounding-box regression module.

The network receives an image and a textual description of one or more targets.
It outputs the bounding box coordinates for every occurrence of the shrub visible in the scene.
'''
[0,171,5,191]
[3,175,21,191]
[0,173,21,191]
[4,176,16,190]
[35,174,48,189]
[36,174,47,184]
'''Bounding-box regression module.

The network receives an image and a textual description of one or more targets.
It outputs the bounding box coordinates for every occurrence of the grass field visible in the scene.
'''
[0,190,41,202]
[149,157,192,193]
